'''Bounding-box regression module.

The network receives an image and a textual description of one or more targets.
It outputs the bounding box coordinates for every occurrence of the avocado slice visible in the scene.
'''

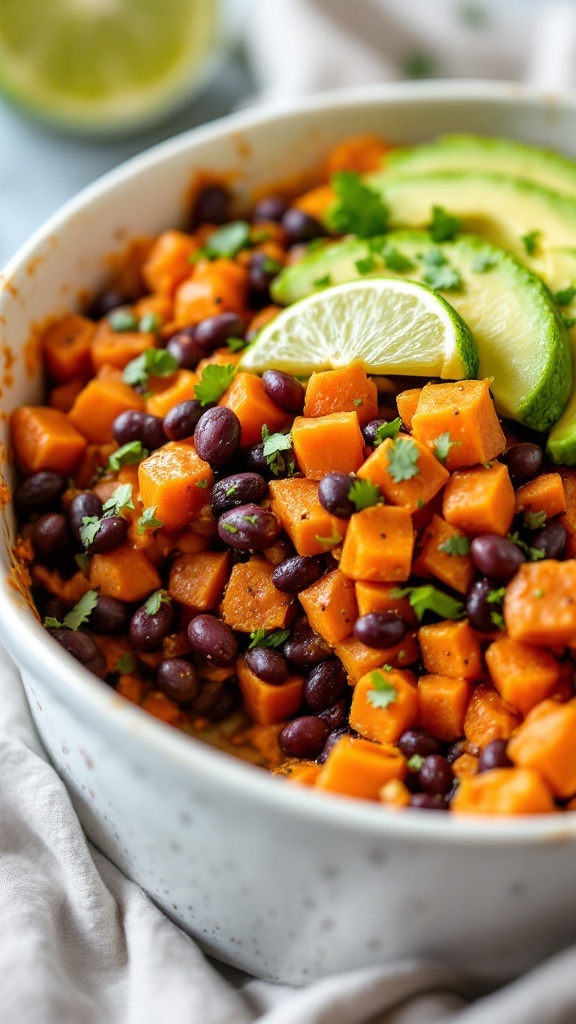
[383,135,576,199]
[272,231,571,432]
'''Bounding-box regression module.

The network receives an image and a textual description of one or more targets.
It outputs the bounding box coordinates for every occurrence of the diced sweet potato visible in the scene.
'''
[145,370,198,418]
[355,581,417,624]
[90,322,156,371]
[220,557,293,632]
[69,379,145,443]
[303,362,378,426]
[504,560,576,645]
[299,569,358,646]
[559,469,576,557]
[138,441,213,530]
[293,184,335,219]
[283,761,322,786]
[339,506,414,582]
[173,258,248,326]
[463,684,521,748]
[41,314,95,382]
[452,768,555,815]
[141,691,187,727]
[325,135,390,176]
[413,514,475,594]
[350,667,418,743]
[357,434,448,511]
[292,412,365,479]
[142,229,198,295]
[514,473,566,520]
[485,637,560,716]
[49,378,85,413]
[218,372,287,448]
[11,406,87,474]
[508,699,576,797]
[443,462,515,536]
[335,634,419,682]
[417,674,474,743]
[89,544,161,602]
[396,388,422,430]
[237,658,304,726]
[316,735,407,800]
[269,478,348,556]
[451,753,479,779]
[411,378,506,470]
[168,551,229,611]
[418,620,482,679]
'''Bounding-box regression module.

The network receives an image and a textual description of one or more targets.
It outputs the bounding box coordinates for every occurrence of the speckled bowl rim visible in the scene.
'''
[2,79,576,845]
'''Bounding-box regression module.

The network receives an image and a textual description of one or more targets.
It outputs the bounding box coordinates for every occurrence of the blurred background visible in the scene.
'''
[2,0,576,266]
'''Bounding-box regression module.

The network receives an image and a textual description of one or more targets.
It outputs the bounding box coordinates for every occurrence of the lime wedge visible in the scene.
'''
[0,0,220,132]
[239,278,478,379]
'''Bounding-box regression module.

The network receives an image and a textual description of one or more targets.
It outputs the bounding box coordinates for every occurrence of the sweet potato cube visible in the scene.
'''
[145,370,198,418]
[292,412,364,480]
[168,551,229,611]
[218,372,287,448]
[195,347,242,374]
[89,543,161,602]
[452,768,555,815]
[299,569,358,646]
[49,378,85,413]
[325,135,390,176]
[269,478,348,557]
[350,667,418,743]
[419,620,482,679]
[357,435,448,511]
[142,229,198,295]
[138,441,212,530]
[69,378,145,443]
[417,674,473,743]
[237,658,304,726]
[411,378,506,470]
[443,462,515,536]
[41,314,95,382]
[303,361,378,426]
[396,388,422,430]
[504,560,576,645]
[220,557,293,632]
[11,406,87,474]
[414,514,475,594]
[508,699,576,797]
[514,473,566,520]
[355,581,417,624]
[463,684,521,748]
[284,762,322,786]
[339,505,414,582]
[174,259,248,327]
[559,469,576,557]
[90,322,156,371]
[316,735,406,800]
[485,637,560,716]
[451,753,479,779]
[335,634,419,682]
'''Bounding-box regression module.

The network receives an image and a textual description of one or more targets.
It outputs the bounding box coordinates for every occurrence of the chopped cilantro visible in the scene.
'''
[391,585,465,621]
[195,478,208,489]
[490,611,505,630]
[242,513,259,525]
[204,220,251,258]
[348,478,382,512]
[115,652,136,674]
[328,170,388,238]
[226,336,247,353]
[352,398,363,407]
[533,588,544,598]
[508,531,545,561]
[419,247,446,268]
[429,205,461,243]
[108,309,138,332]
[108,441,148,472]
[367,670,397,709]
[225,484,238,498]
[374,417,402,445]
[102,483,134,518]
[521,230,541,256]
[482,462,493,470]
[313,274,332,288]
[407,754,425,772]
[423,263,462,291]
[45,590,98,631]
[123,348,178,388]
[194,363,237,406]
[137,506,163,534]
[486,586,506,605]
[438,534,471,556]
[523,509,547,530]
[222,522,239,534]
[471,252,497,272]
[261,425,294,476]
[380,244,414,273]
[355,255,376,275]
[138,312,162,334]
[144,590,171,615]
[79,516,101,549]
[562,314,576,329]
[314,529,342,548]
[432,431,461,464]
[248,628,290,650]
[386,437,420,483]
[553,284,576,306]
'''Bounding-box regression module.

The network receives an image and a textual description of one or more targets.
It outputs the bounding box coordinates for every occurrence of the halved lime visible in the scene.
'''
[239,278,478,379]
[0,0,220,132]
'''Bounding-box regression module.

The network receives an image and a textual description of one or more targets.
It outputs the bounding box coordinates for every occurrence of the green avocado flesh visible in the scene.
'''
[272,231,571,433]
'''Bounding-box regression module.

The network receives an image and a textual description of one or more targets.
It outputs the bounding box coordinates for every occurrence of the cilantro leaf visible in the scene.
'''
[108,309,138,332]
[438,534,471,556]
[222,522,239,534]
[471,252,497,272]
[144,590,171,615]
[102,483,134,518]
[423,263,462,291]
[380,244,414,273]
[204,220,251,258]
[108,441,148,472]
[314,529,343,548]
[486,586,506,604]
[123,348,178,388]
[491,611,505,630]
[521,230,541,256]
[432,431,461,465]
[508,531,545,561]
[194,363,237,406]
[79,516,101,549]
[553,284,576,306]
[248,628,290,650]
[115,652,136,674]
[367,669,397,709]
[313,274,332,288]
[137,506,163,534]
[63,590,99,631]
[374,417,402,445]
[523,509,547,530]
[391,585,465,621]
[355,255,376,275]
[407,754,425,772]
[429,205,461,243]
[226,336,247,353]
[138,312,162,334]
[348,478,382,512]
[328,171,388,238]
[261,425,294,476]
[561,314,576,329]
[386,437,420,482]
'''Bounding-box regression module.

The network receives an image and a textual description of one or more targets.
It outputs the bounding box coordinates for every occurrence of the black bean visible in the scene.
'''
[32,513,71,563]
[211,472,268,516]
[68,491,104,540]
[88,289,125,320]
[398,728,444,759]
[243,442,269,477]
[194,312,244,352]
[279,716,330,759]
[163,400,204,441]
[262,369,305,413]
[317,698,349,731]
[244,647,288,685]
[187,614,238,665]
[282,208,326,245]
[272,554,326,594]
[282,618,332,668]
[418,754,454,797]
[362,419,389,447]
[49,628,106,677]
[318,472,355,518]
[410,794,448,811]
[218,504,280,551]
[129,601,174,653]
[141,415,167,451]
[466,577,497,633]
[113,409,147,447]
[248,251,279,295]
[15,471,66,516]
[304,658,347,711]
[317,725,351,764]
[158,658,199,702]
[353,612,408,649]
[88,516,128,554]
[478,739,512,773]
[90,595,129,634]
[166,332,205,370]
[501,442,543,487]
[191,184,230,228]
[470,534,525,582]
[194,407,241,469]
[531,521,567,560]
[253,195,289,222]
[202,682,241,722]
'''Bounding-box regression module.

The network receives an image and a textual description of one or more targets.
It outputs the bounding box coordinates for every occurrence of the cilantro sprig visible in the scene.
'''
[419,248,462,291]
[138,506,163,534]
[508,531,545,561]
[328,171,388,238]
[521,230,541,256]
[248,628,290,650]
[386,436,420,482]
[348,478,382,512]
[523,509,547,530]
[44,590,98,631]
[391,585,465,621]
[191,221,252,262]
[261,425,294,476]
[79,484,135,549]
[194,363,237,406]
[429,205,461,243]
[367,669,397,710]
[374,418,402,445]
[107,441,149,473]
[144,590,171,615]
[123,348,178,388]
[553,284,576,307]
[438,534,471,556]
[432,432,461,465]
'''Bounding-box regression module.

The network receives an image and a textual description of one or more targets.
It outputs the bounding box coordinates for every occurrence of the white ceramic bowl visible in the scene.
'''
[2,82,576,986]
